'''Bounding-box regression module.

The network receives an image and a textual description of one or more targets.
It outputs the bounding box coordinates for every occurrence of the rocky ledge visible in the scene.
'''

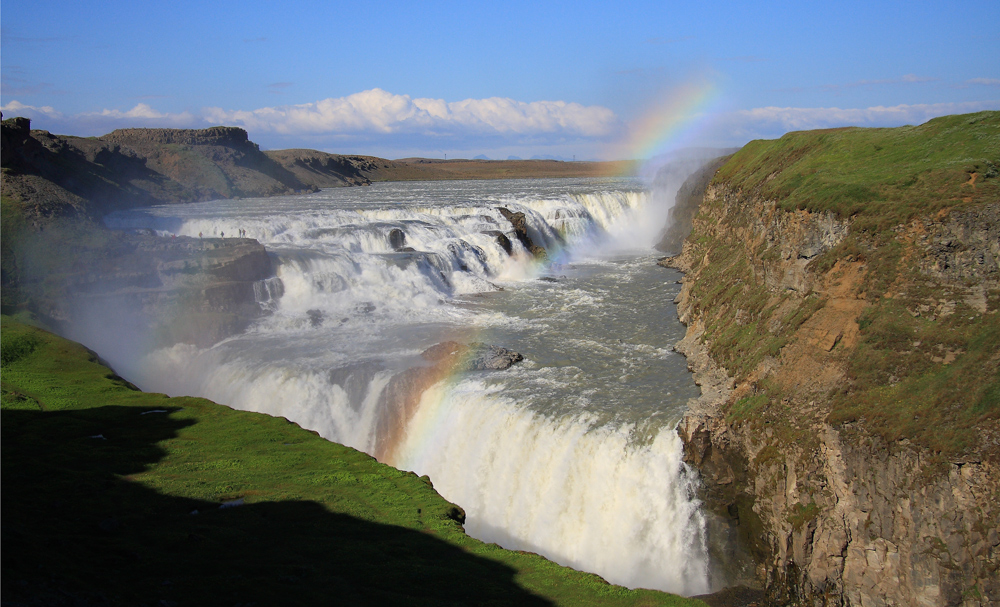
[25,231,278,350]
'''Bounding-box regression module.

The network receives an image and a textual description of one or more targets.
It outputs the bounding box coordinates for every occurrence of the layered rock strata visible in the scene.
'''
[665,180,999,605]
[27,233,276,349]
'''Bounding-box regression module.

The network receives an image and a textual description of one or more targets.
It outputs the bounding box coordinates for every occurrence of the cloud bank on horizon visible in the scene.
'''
[2,0,998,160]
[4,93,997,161]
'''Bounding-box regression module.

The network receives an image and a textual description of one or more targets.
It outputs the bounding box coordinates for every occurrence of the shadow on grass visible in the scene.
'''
[1,405,552,606]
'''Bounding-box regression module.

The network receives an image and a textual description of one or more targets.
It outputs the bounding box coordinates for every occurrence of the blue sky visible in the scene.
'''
[3,0,998,160]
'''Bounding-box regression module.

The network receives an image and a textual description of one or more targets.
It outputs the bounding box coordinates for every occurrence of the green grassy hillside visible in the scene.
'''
[714,111,1000,233]
[1,316,702,606]
[687,111,999,460]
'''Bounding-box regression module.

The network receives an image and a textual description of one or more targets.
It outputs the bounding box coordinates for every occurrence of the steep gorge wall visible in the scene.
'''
[664,181,1000,605]
[17,230,276,350]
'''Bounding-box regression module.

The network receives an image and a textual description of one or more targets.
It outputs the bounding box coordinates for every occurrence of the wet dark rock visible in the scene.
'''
[306,309,324,328]
[354,302,376,315]
[497,207,547,259]
[421,341,524,371]
[388,228,406,250]
[483,230,513,255]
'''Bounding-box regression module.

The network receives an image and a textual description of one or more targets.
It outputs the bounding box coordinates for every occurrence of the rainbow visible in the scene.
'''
[610,77,721,165]
[374,332,497,465]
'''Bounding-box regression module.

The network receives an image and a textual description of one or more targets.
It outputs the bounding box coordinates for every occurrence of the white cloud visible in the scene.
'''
[5,95,996,161]
[2,91,620,159]
[1,100,63,120]
[719,101,1000,140]
[203,88,619,138]
[93,103,195,122]
[900,74,936,83]
[2,100,201,133]
[967,78,1000,86]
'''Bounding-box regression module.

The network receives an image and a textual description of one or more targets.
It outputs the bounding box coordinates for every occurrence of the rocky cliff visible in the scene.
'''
[663,112,999,605]
[0,118,383,219]
[1,119,328,336]
[98,126,315,201]
[11,223,277,350]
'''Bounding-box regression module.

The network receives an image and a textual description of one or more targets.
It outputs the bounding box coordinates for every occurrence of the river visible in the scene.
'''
[102,175,711,595]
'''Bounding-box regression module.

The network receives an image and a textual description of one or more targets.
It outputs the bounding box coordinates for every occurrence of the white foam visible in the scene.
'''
[100,176,713,595]
[394,378,710,595]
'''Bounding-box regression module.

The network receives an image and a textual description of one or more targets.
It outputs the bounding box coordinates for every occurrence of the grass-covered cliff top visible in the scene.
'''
[714,111,1000,232]
[0,316,701,606]
[680,112,999,461]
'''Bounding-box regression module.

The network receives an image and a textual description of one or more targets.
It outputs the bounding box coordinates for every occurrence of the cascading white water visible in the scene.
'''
[396,379,708,594]
[101,176,713,595]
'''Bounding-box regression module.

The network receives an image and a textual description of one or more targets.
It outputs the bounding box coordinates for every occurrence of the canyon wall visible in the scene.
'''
[14,228,276,350]
[665,178,999,605]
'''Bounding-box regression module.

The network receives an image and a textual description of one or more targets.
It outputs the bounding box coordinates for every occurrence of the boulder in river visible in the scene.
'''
[388,228,406,250]
[421,341,524,371]
[497,207,547,259]
[483,230,513,256]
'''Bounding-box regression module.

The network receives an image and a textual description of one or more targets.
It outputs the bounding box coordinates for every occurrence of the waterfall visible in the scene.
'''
[102,177,713,595]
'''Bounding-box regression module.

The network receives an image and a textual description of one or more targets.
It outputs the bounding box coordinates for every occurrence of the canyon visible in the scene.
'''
[3,113,998,605]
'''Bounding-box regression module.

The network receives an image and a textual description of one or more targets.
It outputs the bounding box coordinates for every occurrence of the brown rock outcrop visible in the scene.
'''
[497,207,547,259]
[666,178,1000,605]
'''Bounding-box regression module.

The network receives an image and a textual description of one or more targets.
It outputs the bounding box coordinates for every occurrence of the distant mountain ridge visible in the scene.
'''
[1,118,635,220]
[1,119,375,219]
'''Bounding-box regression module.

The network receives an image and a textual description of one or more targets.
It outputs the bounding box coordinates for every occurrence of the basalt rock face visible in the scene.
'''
[497,207,547,259]
[99,127,314,201]
[24,232,277,350]
[101,126,257,149]
[665,179,1000,605]
[917,203,1000,295]
[0,116,31,166]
